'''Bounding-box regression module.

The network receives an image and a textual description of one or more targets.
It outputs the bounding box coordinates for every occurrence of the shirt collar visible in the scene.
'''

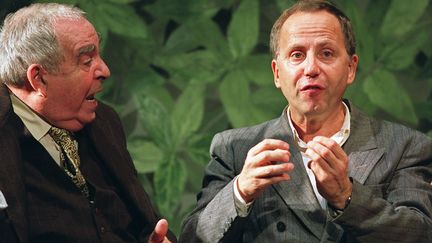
[10,93,52,141]
[287,102,351,152]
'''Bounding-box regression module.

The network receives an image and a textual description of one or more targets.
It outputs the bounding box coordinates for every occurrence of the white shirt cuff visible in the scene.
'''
[233,176,253,217]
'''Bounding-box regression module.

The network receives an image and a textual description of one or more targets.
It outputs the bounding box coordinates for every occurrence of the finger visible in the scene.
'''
[255,172,292,187]
[313,136,347,163]
[149,219,168,243]
[250,148,290,167]
[248,139,290,157]
[305,147,333,174]
[306,140,338,169]
[255,162,294,179]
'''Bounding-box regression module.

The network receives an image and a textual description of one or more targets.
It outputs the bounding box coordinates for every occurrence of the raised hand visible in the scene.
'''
[237,139,294,203]
[305,136,352,209]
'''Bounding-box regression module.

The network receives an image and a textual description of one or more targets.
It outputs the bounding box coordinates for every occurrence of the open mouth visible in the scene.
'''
[86,94,96,101]
[86,88,102,101]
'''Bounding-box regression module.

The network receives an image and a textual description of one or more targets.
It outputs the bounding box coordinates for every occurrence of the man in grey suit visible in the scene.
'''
[180,0,432,242]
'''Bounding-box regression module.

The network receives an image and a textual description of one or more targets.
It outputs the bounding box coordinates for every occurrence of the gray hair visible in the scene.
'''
[0,3,86,86]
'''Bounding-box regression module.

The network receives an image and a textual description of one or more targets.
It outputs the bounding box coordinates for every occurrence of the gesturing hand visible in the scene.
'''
[237,139,294,203]
[148,219,172,243]
[305,136,352,209]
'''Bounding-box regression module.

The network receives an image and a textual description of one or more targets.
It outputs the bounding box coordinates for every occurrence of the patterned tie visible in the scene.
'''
[49,127,90,199]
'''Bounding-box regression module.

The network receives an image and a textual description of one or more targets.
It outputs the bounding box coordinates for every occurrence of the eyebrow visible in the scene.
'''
[286,40,336,51]
[77,44,96,57]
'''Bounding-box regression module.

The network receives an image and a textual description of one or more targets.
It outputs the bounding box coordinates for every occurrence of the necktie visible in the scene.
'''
[49,127,90,199]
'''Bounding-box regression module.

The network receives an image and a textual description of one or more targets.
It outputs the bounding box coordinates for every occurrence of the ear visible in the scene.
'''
[347,54,358,85]
[271,59,281,88]
[27,64,47,97]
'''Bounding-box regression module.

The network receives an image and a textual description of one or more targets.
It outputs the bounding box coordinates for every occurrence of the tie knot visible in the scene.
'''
[49,127,74,146]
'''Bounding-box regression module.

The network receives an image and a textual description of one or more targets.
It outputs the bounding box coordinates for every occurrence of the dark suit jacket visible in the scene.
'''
[180,101,432,242]
[0,84,177,242]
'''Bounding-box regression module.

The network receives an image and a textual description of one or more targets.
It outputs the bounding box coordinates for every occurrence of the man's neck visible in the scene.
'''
[290,103,346,143]
[7,84,45,116]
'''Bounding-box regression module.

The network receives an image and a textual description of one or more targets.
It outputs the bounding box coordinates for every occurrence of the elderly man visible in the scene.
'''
[180,0,432,242]
[0,3,176,243]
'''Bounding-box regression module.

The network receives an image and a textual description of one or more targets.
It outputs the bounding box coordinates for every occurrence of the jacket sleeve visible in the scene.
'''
[180,132,247,243]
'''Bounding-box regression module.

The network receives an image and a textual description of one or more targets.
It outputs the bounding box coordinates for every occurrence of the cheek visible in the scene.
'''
[278,62,291,78]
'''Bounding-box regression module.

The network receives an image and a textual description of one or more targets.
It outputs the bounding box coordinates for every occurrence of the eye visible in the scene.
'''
[321,49,334,58]
[289,51,305,63]
[83,57,93,66]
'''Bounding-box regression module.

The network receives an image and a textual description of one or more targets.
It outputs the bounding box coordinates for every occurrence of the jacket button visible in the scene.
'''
[276,221,286,232]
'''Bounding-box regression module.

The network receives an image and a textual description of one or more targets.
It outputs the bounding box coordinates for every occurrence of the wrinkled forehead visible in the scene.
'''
[53,18,99,54]
[282,10,342,36]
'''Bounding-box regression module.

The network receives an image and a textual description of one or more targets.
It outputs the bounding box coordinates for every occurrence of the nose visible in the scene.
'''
[95,57,111,81]
[303,54,320,78]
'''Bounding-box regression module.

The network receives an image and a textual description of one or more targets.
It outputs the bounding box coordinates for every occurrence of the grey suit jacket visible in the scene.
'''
[180,101,432,242]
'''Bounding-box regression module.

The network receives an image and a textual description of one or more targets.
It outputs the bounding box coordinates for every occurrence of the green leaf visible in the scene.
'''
[219,71,260,127]
[143,0,225,23]
[84,2,147,39]
[171,82,205,143]
[102,3,147,38]
[227,0,259,58]
[345,80,378,115]
[427,130,432,139]
[276,0,296,12]
[238,54,273,86]
[380,0,429,39]
[128,139,162,173]
[107,0,136,3]
[165,17,230,58]
[345,1,375,70]
[154,155,187,218]
[154,50,226,84]
[382,31,428,70]
[137,97,172,149]
[127,67,165,92]
[252,86,286,117]
[363,69,418,125]
[415,101,432,121]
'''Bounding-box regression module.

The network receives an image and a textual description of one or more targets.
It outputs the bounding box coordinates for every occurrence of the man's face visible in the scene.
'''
[41,18,110,131]
[271,10,357,119]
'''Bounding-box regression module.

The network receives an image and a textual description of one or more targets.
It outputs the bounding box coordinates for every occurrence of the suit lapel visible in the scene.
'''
[272,151,326,239]
[84,106,158,225]
[344,102,384,184]
[84,112,139,196]
[0,84,28,243]
[269,110,326,239]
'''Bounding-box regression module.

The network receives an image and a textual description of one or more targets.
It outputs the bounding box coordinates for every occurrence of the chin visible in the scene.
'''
[55,118,92,132]
[62,122,86,132]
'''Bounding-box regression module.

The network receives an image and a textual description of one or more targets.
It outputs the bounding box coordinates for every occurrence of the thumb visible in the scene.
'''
[149,219,169,243]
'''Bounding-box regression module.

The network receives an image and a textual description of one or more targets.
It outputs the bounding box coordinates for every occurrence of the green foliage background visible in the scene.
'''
[2,0,431,235]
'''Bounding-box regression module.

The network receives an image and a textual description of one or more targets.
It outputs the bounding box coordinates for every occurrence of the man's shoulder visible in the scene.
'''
[92,101,123,131]
[210,115,289,153]
[216,117,282,139]
[351,102,431,145]
[95,101,118,118]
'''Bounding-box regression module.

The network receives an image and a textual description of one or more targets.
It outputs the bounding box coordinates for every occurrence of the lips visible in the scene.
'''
[86,88,102,101]
[300,84,324,91]
[86,94,95,100]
